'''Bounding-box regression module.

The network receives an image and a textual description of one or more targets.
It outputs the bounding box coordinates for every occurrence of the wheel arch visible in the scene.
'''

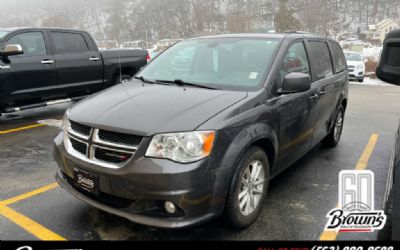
[209,123,279,215]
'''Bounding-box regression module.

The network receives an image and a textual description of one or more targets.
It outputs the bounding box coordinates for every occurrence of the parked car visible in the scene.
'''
[344,51,365,82]
[0,28,148,114]
[376,29,400,240]
[146,48,160,62]
[53,33,349,229]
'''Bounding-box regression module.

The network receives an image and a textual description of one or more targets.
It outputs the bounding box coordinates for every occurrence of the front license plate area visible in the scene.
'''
[73,167,99,195]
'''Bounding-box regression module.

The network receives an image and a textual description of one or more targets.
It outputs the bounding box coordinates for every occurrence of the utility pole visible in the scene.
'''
[145,30,149,49]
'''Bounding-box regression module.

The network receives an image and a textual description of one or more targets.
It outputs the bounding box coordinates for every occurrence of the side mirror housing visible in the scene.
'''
[279,72,311,94]
[376,30,400,85]
[0,44,24,57]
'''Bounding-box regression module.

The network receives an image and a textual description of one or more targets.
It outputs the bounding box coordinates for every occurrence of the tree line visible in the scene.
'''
[1,0,399,44]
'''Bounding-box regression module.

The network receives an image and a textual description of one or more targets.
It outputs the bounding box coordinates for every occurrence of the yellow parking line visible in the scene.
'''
[0,205,66,240]
[0,123,46,135]
[0,183,65,240]
[0,183,59,207]
[356,134,379,170]
[319,133,379,241]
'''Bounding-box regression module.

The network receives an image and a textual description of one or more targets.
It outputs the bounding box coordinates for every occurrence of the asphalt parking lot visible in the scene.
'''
[1,82,400,241]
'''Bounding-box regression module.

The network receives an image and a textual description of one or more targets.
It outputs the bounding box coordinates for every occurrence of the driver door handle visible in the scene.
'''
[318,90,326,96]
[41,59,55,64]
[89,57,100,61]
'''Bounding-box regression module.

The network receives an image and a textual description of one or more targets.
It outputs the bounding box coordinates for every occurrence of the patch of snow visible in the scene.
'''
[349,77,391,86]
[362,47,382,62]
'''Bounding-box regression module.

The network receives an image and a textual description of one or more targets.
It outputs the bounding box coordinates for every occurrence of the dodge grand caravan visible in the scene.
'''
[53,33,349,229]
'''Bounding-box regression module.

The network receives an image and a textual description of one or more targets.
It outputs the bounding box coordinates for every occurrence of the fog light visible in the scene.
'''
[164,201,176,214]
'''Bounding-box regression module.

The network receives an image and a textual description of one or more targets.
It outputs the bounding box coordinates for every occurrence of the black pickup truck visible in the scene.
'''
[0,27,148,114]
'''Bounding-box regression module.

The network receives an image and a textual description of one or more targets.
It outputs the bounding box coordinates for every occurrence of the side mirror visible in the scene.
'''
[280,72,311,94]
[363,58,368,64]
[0,44,24,57]
[376,30,400,85]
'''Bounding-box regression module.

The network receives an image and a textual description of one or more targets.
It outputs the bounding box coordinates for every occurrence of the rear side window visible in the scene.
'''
[330,42,347,73]
[387,46,400,67]
[308,41,333,80]
[7,32,46,56]
[51,32,89,53]
[280,41,310,80]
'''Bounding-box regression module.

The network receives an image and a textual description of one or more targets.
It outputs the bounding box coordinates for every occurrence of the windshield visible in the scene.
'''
[0,31,10,40]
[345,53,362,61]
[137,38,281,91]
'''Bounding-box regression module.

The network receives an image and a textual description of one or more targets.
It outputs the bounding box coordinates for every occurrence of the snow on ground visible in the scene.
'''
[350,77,391,86]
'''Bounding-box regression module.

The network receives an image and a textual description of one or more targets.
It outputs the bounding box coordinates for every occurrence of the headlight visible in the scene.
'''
[62,110,70,148]
[145,131,216,163]
[62,110,70,132]
[356,64,364,70]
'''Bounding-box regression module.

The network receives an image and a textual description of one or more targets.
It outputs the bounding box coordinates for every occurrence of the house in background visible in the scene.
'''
[122,40,146,49]
[367,18,399,44]
[96,40,119,50]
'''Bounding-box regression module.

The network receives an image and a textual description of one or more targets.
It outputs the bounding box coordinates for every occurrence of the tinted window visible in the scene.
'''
[280,42,310,80]
[330,43,347,73]
[138,38,280,91]
[387,46,400,67]
[308,41,333,80]
[7,32,46,56]
[51,32,89,53]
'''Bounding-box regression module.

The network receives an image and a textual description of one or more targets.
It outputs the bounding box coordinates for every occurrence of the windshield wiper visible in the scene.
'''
[155,79,219,90]
[134,76,154,84]
[134,76,171,86]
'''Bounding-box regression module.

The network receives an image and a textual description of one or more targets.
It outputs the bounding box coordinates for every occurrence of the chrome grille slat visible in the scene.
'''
[93,129,139,150]
[66,120,142,168]
[98,129,143,146]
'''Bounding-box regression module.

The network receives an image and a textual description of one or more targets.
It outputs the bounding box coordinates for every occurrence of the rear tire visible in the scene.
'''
[322,105,345,147]
[225,146,270,229]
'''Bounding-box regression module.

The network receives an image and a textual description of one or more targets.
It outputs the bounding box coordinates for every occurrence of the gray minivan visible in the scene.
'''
[53,32,349,229]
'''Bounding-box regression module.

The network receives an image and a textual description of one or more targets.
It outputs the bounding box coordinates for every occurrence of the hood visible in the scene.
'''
[68,81,248,136]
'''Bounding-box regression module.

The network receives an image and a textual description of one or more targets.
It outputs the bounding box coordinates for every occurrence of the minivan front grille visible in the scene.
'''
[95,147,133,164]
[70,120,91,137]
[70,137,87,156]
[66,120,141,168]
[98,130,143,146]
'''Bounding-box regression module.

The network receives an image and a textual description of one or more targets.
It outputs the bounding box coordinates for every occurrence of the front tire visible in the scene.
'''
[322,105,345,147]
[225,146,270,229]
[357,76,364,83]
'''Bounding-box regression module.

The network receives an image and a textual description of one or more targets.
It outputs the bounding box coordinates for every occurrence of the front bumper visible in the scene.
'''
[349,68,364,80]
[53,132,220,228]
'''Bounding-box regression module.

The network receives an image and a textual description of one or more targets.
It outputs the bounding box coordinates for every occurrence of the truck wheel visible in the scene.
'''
[378,190,393,240]
[114,74,132,84]
[225,146,270,229]
[322,105,345,147]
